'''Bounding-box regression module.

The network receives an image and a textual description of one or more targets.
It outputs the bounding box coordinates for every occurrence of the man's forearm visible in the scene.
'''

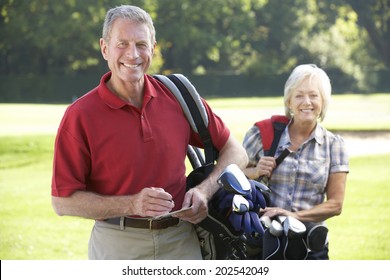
[52,191,134,220]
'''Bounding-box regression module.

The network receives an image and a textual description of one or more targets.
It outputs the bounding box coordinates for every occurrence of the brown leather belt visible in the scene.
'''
[103,217,180,230]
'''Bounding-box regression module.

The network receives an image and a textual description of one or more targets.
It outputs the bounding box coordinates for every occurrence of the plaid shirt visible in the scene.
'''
[243,122,349,212]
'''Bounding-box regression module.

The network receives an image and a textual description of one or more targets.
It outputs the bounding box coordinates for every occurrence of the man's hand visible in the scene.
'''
[173,187,208,224]
[132,187,175,217]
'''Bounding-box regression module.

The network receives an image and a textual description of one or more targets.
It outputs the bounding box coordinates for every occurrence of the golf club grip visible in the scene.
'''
[275,148,291,166]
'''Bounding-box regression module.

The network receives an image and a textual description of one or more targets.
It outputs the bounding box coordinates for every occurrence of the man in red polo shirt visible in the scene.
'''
[51,5,248,260]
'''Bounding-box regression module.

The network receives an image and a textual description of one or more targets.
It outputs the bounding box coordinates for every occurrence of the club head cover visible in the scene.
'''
[260,215,272,229]
[269,219,283,237]
[276,215,287,224]
[232,194,249,214]
[283,236,308,260]
[242,211,252,234]
[251,184,267,210]
[228,212,243,232]
[250,180,271,193]
[262,229,283,260]
[283,216,306,239]
[304,222,329,252]
[217,164,251,196]
[249,211,265,237]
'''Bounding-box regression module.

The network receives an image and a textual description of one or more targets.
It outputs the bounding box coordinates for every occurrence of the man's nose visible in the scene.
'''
[126,44,139,59]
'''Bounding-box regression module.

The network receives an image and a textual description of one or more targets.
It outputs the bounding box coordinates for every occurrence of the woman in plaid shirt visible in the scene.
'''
[243,64,349,259]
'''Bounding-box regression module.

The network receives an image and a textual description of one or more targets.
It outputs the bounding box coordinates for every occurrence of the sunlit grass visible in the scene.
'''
[0,95,389,259]
[0,135,93,260]
[1,134,389,259]
[327,154,390,260]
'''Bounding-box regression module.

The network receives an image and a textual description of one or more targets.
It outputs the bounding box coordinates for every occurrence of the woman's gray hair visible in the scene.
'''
[102,5,156,45]
[283,64,332,121]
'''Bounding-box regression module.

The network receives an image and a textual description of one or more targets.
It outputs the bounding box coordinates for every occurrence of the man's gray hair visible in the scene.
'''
[102,5,156,45]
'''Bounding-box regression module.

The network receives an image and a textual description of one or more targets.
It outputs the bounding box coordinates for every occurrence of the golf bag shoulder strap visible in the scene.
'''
[154,74,217,173]
[255,115,289,156]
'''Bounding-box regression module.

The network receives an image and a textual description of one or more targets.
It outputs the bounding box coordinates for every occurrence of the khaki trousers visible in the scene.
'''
[88,219,202,260]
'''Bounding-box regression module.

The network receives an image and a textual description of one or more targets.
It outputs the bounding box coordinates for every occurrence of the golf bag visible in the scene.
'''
[154,74,262,259]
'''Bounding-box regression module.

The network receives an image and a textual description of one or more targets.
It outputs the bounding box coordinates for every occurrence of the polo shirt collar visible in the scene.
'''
[98,72,157,109]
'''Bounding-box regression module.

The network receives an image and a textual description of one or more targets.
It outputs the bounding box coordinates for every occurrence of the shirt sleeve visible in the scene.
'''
[330,134,349,173]
[242,125,263,167]
[51,107,90,197]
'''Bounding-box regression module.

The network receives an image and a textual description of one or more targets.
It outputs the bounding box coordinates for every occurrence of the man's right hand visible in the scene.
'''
[131,187,174,217]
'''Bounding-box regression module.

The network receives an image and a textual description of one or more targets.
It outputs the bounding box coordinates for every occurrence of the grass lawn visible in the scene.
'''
[327,154,390,259]
[0,94,389,259]
[0,135,93,259]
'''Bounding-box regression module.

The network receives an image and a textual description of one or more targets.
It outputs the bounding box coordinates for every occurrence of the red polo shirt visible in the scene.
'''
[51,72,230,210]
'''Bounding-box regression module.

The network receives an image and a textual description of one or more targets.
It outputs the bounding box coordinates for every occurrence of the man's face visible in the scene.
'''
[100,18,155,84]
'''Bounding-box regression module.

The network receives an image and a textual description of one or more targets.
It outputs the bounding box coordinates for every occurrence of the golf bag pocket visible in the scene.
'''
[194,223,217,260]
[186,164,213,190]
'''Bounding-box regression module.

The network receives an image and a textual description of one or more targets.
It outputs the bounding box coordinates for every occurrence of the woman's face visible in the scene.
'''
[288,76,323,125]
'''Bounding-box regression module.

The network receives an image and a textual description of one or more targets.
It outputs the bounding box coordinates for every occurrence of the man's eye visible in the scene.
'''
[117,42,127,48]
[137,43,148,49]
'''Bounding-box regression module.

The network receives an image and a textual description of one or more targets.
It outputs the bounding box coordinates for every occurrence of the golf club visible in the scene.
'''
[259,215,272,228]
[282,216,306,239]
[269,219,283,237]
[217,164,251,196]
[232,194,249,214]
[250,180,271,193]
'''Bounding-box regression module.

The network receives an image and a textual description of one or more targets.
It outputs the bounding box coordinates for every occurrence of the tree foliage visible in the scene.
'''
[346,0,390,68]
[0,0,388,91]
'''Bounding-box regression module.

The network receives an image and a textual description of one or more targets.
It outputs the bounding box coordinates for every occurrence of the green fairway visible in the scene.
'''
[0,94,389,259]
[326,154,390,259]
[0,135,93,259]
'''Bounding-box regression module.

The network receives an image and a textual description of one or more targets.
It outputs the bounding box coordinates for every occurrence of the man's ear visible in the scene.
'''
[151,41,157,56]
[100,38,108,60]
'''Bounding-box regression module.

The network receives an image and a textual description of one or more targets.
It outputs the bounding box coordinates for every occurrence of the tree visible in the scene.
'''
[346,0,390,69]
[0,0,161,75]
[0,0,387,93]
[155,0,256,74]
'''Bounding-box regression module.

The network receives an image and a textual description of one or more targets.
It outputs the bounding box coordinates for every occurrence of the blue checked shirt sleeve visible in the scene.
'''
[242,126,264,167]
[329,134,349,174]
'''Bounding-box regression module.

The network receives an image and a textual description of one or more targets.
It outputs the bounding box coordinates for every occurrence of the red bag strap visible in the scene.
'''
[254,115,289,155]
